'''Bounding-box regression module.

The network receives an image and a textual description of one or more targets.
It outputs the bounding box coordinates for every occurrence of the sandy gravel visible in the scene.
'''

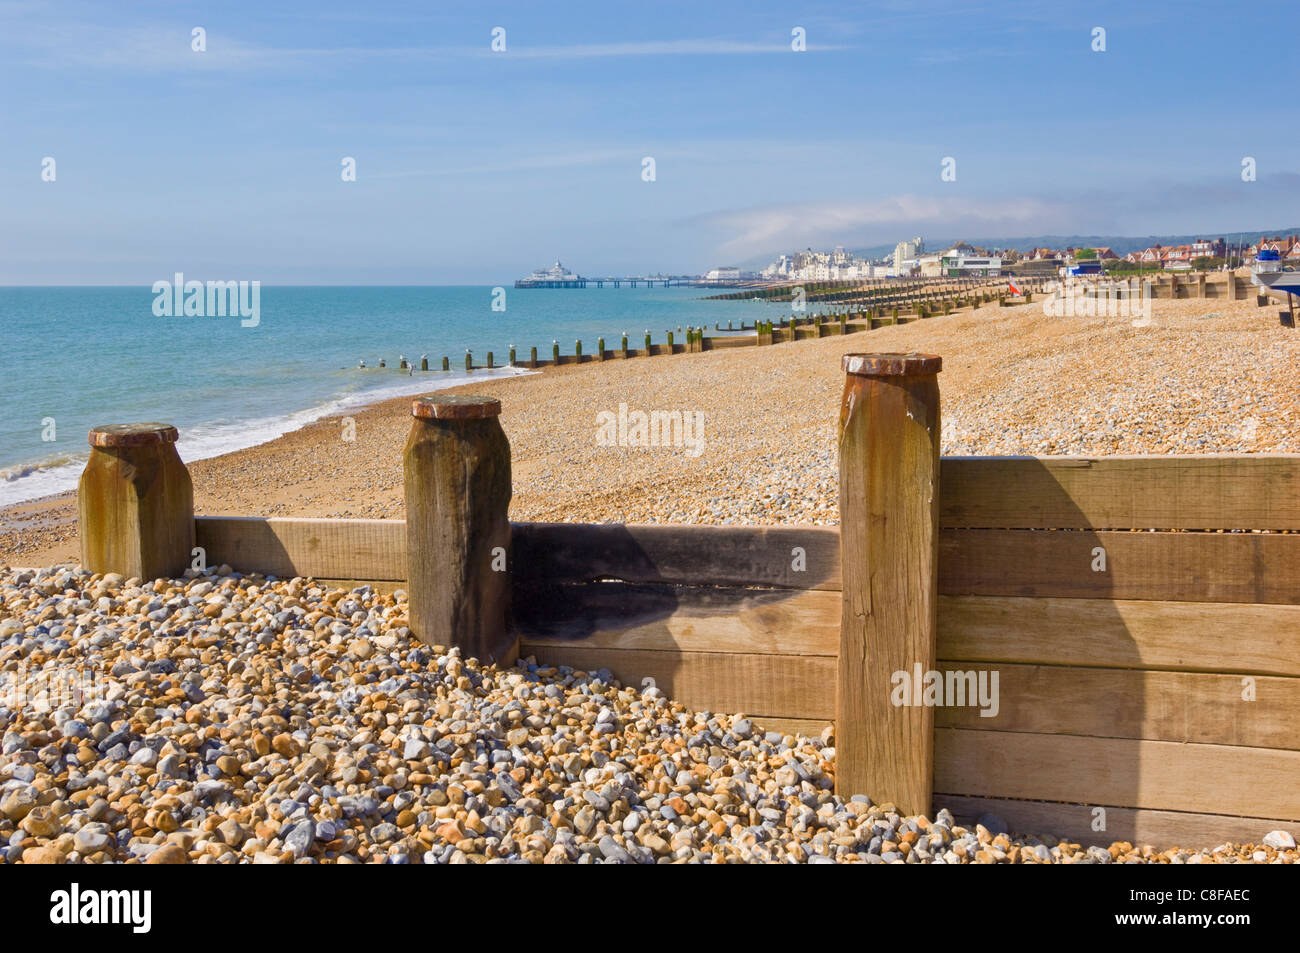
[3,294,1297,567]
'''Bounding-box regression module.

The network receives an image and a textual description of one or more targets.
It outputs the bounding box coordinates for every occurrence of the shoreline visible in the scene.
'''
[3,294,1299,568]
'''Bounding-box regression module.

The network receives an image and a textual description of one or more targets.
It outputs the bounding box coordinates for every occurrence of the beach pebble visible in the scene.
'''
[0,563,1292,866]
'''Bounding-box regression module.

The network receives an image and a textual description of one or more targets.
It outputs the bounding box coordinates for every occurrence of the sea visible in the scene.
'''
[0,285,808,507]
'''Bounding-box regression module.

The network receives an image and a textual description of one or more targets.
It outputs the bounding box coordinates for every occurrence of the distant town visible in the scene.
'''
[515,233,1300,289]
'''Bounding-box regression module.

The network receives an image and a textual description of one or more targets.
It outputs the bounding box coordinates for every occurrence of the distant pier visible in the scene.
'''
[514,274,776,289]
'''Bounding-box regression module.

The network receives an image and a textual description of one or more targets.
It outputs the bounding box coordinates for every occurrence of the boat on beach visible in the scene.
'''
[1251,249,1300,296]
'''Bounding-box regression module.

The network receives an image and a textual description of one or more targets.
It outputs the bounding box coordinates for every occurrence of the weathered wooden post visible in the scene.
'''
[1225,271,1237,300]
[487,351,494,369]
[837,353,941,817]
[78,424,194,581]
[574,340,582,362]
[404,395,514,663]
[508,346,516,366]
[465,352,473,372]
[1197,272,1207,298]
[442,356,450,371]
[620,335,629,359]
[552,342,560,364]
[529,346,538,369]
[644,331,652,354]
[597,337,605,361]
[667,330,675,350]
[421,355,429,371]
[758,321,772,346]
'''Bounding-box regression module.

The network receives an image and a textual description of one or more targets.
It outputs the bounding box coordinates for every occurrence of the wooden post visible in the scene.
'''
[597,337,605,361]
[552,342,560,364]
[404,396,514,663]
[575,340,582,362]
[1225,271,1237,300]
[620,335,629,359]
[78,423,194,581]
[465,353,473,372]
[529,346,538,369]
[837,353,942,816]
[442,356,450,371]
[644,331,652,354]
[487,351,494,369]
[421,355,429,371]
[509,347,516,366]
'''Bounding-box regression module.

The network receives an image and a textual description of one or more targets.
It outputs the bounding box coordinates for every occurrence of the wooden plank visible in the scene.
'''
[836,354,941,816]
[933,795,1298,850]
[941,455,1300,530]
[520,645,836,720]
[512,522,841,590]
[933,662,1300,750]
[939,595,1300,677]
[195,518,842,590]
[403,395,513,662]
[749,717,832,740]
[940,529,1300,604]
[934,728,1300,820]
[195,517,406,580]
[513,582,839,656]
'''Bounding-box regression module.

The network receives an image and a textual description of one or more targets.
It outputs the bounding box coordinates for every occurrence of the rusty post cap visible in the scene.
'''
[842,352,942,377]
[411,395,502,420]
[88,423,179,448]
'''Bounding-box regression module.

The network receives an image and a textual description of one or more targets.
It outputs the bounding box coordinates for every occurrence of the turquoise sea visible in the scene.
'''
[0,285,808,506]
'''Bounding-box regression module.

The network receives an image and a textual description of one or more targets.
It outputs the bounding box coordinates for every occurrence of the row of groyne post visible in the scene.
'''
[366,277,1044,373]
[361,271,1262,375]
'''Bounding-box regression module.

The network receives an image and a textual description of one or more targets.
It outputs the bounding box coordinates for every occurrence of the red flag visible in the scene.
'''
[1008,278,1022,295]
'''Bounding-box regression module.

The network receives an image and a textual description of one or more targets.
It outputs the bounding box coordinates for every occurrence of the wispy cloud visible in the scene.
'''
[694,194,1085,260]
[501,38,846,58]
[3,18,843,72]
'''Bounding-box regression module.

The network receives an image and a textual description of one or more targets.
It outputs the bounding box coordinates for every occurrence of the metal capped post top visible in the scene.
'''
[411,395,502,420]
[88,423,179,447]
[842,352,942,377]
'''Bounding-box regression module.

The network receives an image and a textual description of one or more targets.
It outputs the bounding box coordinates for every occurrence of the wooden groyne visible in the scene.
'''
[79,350,1300,848]
[378,277,1054,373]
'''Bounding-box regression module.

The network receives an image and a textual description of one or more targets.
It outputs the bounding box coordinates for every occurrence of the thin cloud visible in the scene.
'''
[695,195,1083,260]
[500,38,847,58]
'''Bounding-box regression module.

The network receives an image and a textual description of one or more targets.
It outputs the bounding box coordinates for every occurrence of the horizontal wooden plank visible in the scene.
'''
[749,717,832,741]
[513,522,841,590]
[933,795,1298,850]
[196,518,841,590]
[933,663,1300,749]
[939,595,1300,676]
[940,529,1300,604]
[941,455,1300,530]
[195,517,407,581]
[513,582,839,656]
[934,728,1300,820]
[519,645,836,721]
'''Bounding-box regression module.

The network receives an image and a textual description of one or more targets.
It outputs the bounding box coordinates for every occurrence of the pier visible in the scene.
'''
[514,274,766,289]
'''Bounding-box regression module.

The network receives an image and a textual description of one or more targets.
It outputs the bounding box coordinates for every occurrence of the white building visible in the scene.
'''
[893,237,924,276]
[705,266,742,280]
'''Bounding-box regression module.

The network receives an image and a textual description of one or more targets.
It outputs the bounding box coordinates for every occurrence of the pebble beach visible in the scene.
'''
[3,295,1299,863]
[3,566,1296,864]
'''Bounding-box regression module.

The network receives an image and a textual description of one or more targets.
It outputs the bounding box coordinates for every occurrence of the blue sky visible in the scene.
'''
[1,0,1297,283]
